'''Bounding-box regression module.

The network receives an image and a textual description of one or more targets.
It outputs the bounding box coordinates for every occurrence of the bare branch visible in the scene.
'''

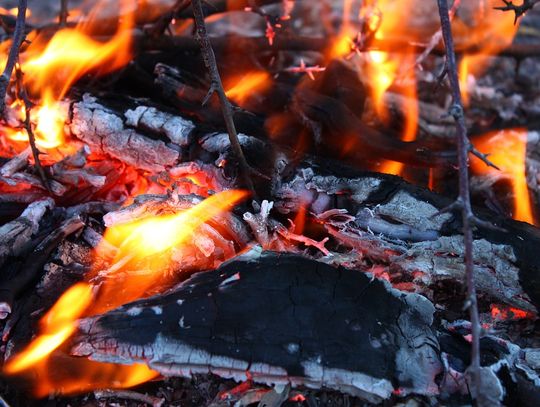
[191,0,256,194]
[495,0,540,23]
[436,0,485,404]
[14,65,51,192]
[0,0,27,114]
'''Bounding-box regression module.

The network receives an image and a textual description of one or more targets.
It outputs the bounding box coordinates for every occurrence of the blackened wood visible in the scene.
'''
[73,252,441,402]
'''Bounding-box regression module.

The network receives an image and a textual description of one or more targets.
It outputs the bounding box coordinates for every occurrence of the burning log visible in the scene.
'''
[72,252,442,403]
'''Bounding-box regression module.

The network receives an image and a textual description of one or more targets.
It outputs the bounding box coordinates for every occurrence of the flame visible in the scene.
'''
[1,0,135,150]
[3,190,248,395]
[456,1,519,105]
[225,71,271,105]
[4,283,93,374]
[471,129,535,225]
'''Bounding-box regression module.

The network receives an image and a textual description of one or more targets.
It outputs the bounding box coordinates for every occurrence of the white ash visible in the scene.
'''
[373,190,451,232]
[124,106,195,146]
[68,94,180,172]
[0,198,54,266]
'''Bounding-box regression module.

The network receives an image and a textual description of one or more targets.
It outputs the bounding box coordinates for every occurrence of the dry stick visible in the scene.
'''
[0,0,27,114]
[436,0,483,403]
[191,0,255,194]
[14,65,50,192]
[59,0,69,27]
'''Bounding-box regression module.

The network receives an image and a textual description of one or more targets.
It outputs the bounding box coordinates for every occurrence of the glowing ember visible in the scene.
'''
[490,304,535,321]
[225,71,271,105]
[471,129,536,225]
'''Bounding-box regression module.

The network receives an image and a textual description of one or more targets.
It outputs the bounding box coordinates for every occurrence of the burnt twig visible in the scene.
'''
[14,65,51,192]
[191,0,255,194]
[0,0,27,114]
[94,389,164,407]
[436,0,484,403]
[495,0,540,23]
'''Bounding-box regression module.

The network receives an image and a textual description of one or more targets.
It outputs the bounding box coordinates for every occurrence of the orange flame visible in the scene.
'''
[1,0,135,149]
[4,283,93,374]
[225,71,271,105]
[471,129,535,225]
[3,190,249,395]
[456,1,519,105]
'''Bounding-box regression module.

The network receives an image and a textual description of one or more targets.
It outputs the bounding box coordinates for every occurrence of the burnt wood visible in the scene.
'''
[73,252,441,402]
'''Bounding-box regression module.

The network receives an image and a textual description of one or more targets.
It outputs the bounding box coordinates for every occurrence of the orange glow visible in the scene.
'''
[4,191,248,395]
[490,304,534,321]
[471,129,535,225]
[225,71,271,105]
[4,283,93,374]
[457,1,519,105]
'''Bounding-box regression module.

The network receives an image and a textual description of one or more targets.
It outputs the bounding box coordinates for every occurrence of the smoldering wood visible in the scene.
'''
[0,198,54,267]
[271,158,540,313]
[0,215,84,318]
[72,252,442,403]
[58,93,540,313]
[155,62,457,169]
[67,94,184,173]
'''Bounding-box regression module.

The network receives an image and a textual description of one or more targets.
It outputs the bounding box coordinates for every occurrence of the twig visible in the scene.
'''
[0,0,27,114]
[94,389,164,407]
[495,0,540,23]
[436,0,484,404]
[191,0,255,194]
[59,0,69,27]
[14,65,51,192]
[145,0,191,38]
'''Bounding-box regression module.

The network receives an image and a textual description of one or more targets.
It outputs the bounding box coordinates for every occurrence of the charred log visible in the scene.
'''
[73,252,442,403]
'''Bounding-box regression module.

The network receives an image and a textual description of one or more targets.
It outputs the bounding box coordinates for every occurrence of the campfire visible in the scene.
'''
[1,0,540,406]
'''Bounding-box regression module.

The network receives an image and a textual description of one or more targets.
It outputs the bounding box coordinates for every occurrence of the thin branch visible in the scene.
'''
[59,0,69,27]
[495,0,540,23]
[14,65,51,192]
[436,0,484,404]
[0,0,27,114]
[145,0,191,38]
[191,0,255,194]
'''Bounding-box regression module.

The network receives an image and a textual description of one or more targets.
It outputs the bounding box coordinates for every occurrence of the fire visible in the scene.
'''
[225,71,271,105]
[3,190,249,395]
[456,1,519,105]
[471,129,535,225]
[4,283,93,374]
[1,0,135,150]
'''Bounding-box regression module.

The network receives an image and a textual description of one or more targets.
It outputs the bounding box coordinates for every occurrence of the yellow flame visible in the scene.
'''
[4,283,93,374]
[3,190,249,395]
[471,129,535,225]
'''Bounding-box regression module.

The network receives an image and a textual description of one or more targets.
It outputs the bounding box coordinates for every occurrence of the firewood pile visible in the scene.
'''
[1,0,540,406]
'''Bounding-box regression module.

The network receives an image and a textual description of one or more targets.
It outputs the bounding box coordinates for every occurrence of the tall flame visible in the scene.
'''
[3,190,249,395]
[471,129,535,225]
[1,0,136,149]
[457,0,519,105]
